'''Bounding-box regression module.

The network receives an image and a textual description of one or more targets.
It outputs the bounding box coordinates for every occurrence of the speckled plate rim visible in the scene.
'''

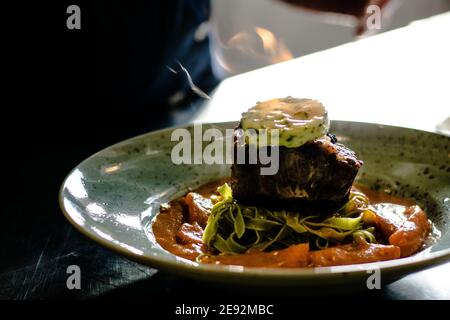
[59,121,450,282]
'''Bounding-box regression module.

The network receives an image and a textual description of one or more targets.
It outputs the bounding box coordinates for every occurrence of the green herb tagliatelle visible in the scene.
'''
[202,183,377,254]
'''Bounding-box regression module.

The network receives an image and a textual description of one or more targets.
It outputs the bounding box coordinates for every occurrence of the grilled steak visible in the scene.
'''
[231,134,363,214]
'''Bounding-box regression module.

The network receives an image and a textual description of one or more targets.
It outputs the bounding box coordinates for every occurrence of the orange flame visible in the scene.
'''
[253,27,293,63]
[213,26,294,76]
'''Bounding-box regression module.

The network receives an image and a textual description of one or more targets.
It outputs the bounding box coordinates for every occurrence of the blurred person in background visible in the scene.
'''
[67,0,392,149]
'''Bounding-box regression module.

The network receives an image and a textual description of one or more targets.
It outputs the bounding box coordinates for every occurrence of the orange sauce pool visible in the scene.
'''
[152,179,432,268]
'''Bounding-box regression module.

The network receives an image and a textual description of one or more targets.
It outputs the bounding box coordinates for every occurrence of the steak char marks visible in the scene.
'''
[231,134,363,214]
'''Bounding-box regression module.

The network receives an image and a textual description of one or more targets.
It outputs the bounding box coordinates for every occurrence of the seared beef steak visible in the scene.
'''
[231,135,363,213]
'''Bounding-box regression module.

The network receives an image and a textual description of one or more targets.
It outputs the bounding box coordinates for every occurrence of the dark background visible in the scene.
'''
[2,0,220,301]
